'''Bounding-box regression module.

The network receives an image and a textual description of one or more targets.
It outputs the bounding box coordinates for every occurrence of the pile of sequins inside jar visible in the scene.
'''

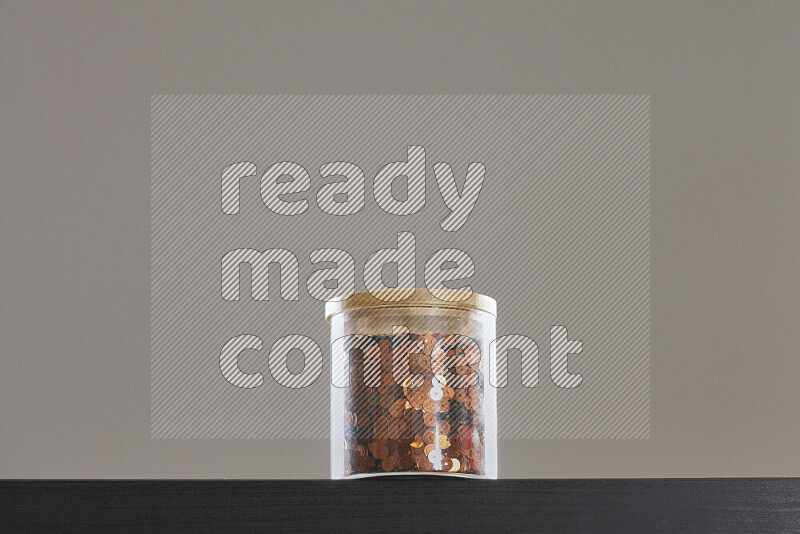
[327,289,497,479]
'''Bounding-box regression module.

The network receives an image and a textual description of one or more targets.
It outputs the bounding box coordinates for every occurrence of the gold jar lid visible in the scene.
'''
[325,288,496,322]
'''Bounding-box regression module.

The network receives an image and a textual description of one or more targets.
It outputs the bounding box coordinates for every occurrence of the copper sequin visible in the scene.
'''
[342,331,486,477]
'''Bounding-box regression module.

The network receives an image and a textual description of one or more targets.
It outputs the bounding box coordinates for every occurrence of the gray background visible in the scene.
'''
[0,0,797,478]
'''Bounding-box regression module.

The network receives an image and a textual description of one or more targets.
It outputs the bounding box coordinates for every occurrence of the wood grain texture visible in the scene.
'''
[2,479,799,532]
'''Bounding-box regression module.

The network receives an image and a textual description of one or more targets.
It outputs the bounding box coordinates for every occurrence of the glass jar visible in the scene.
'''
[327,289,497,479]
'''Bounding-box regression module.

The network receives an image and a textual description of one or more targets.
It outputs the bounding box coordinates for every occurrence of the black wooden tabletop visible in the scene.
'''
[2,479,799,532]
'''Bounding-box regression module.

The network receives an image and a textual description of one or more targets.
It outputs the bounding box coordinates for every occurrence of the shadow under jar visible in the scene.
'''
[327,289,497,479]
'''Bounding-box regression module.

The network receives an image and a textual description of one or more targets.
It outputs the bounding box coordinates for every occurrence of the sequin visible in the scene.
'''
[341,331,487,477]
